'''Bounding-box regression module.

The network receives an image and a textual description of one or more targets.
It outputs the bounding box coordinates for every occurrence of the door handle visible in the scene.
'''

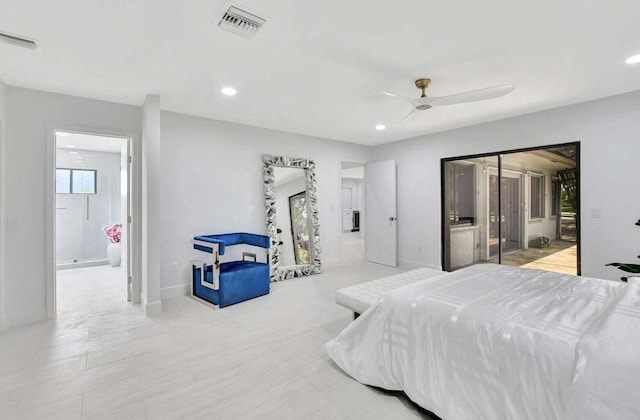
[388,217,397,221]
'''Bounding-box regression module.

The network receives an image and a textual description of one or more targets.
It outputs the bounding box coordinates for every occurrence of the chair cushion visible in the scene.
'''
[197,261,270,308]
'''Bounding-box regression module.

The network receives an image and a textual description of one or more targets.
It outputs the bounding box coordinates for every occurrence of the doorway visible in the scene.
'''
[340,162,366,262]
[489,171,522,258]
[442,142,580,275]
[54,131,131,316]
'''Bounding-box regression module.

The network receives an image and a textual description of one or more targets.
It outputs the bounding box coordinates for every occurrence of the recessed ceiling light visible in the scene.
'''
[221,87,237,96]
[626,54,640,64]
[375,124,386,131]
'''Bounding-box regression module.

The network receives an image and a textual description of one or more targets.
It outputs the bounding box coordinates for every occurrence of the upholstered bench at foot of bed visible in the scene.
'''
[336,267,446,319]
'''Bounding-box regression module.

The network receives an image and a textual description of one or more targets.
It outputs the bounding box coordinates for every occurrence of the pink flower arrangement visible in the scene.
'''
[103,224,122,243]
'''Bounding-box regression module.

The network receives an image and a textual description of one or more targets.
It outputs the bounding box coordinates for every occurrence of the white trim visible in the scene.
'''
[160,283,190,300]
[46,124,141,320]
[4,308,47,328]
[57,260,109,270]
[141,295,162,316]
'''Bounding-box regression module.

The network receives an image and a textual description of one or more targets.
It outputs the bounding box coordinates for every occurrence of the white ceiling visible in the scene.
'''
[2,1,640,145]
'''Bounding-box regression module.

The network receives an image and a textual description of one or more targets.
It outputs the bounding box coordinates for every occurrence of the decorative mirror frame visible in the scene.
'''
[263,154,321,281]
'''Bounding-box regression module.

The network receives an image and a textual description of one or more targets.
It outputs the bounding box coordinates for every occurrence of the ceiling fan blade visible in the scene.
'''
[381,91,416,105]
[398,108,418,124]
[430,85,515,107]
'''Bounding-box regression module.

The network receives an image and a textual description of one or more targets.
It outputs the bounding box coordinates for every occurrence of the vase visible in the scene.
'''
[107,242,121,267]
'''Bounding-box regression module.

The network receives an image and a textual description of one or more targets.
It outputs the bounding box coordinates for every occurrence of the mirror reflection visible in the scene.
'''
[273,167,313,266]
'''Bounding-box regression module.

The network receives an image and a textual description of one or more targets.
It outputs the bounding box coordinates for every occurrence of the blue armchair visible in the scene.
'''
[192,233,271,308]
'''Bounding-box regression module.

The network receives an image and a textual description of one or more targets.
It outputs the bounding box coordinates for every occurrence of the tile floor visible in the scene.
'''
[0,263,436,419]
[339,231,365,262]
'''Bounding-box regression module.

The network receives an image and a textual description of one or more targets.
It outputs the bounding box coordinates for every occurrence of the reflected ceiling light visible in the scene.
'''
[221,87,237,96]
[66,145,76,148]
[626,54,640,64]
[57,132,72,137]
[375,124,386,131]
[70,151,79,155]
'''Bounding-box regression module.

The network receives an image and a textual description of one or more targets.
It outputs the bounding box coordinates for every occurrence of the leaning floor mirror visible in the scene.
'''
[263,154,321,281]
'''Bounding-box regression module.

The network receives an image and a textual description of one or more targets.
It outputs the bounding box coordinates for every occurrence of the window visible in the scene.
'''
[530,174,544,219]
[447,162,475,225]
[56,169,72,193]
[56,169,97,194]
[551,179,559,217]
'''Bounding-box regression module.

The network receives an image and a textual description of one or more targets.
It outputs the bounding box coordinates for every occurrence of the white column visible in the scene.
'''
[0,78,6,329]
[141,94,162,315]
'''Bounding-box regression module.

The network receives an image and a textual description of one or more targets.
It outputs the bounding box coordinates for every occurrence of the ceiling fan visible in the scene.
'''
[382,78,515,123]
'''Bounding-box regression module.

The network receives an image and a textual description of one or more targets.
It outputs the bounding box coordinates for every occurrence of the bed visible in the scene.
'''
[326,264,640,420]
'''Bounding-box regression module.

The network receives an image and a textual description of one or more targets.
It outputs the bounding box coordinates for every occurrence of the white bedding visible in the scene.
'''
[325,264,640,420]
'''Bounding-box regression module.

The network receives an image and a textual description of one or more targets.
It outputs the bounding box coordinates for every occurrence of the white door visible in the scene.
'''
[120,140,132,301]
[365,160,397,266]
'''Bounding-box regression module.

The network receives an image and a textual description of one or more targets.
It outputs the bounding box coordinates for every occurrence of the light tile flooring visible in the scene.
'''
[340,231,365,262]
[0,263,436,419]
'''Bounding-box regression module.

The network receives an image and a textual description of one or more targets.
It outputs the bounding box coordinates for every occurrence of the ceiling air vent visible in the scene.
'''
[218,5,265,39]
[0,31,37,49]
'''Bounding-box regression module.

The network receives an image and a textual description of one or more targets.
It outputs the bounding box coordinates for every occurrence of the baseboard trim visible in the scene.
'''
[4,308,47,329]
[141,296,162,316]
[56,260,109,270]
[160,283,189,300]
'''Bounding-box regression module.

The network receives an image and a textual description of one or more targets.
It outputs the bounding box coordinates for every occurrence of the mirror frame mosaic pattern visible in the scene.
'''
[263,154,321,281]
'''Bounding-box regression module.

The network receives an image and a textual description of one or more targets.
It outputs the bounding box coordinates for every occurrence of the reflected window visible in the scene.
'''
[56,168,97,194]
[289,191,311,264]
[447,163,475,225]
[530,174,544,219]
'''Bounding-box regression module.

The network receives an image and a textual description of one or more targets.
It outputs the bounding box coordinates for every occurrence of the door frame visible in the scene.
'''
[440,141,581,274]
[338,160,367,260]
[46,125,141,319]
[487,168,524,259]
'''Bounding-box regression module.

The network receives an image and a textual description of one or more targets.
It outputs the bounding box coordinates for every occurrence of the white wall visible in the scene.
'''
[0,78,6,329]
[56,149,121,263]
[372,90,640,280]
[1,87,141,328]
[159,111,371,297]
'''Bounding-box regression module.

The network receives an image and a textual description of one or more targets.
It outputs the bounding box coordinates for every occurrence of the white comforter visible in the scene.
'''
[326,264,640,420]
